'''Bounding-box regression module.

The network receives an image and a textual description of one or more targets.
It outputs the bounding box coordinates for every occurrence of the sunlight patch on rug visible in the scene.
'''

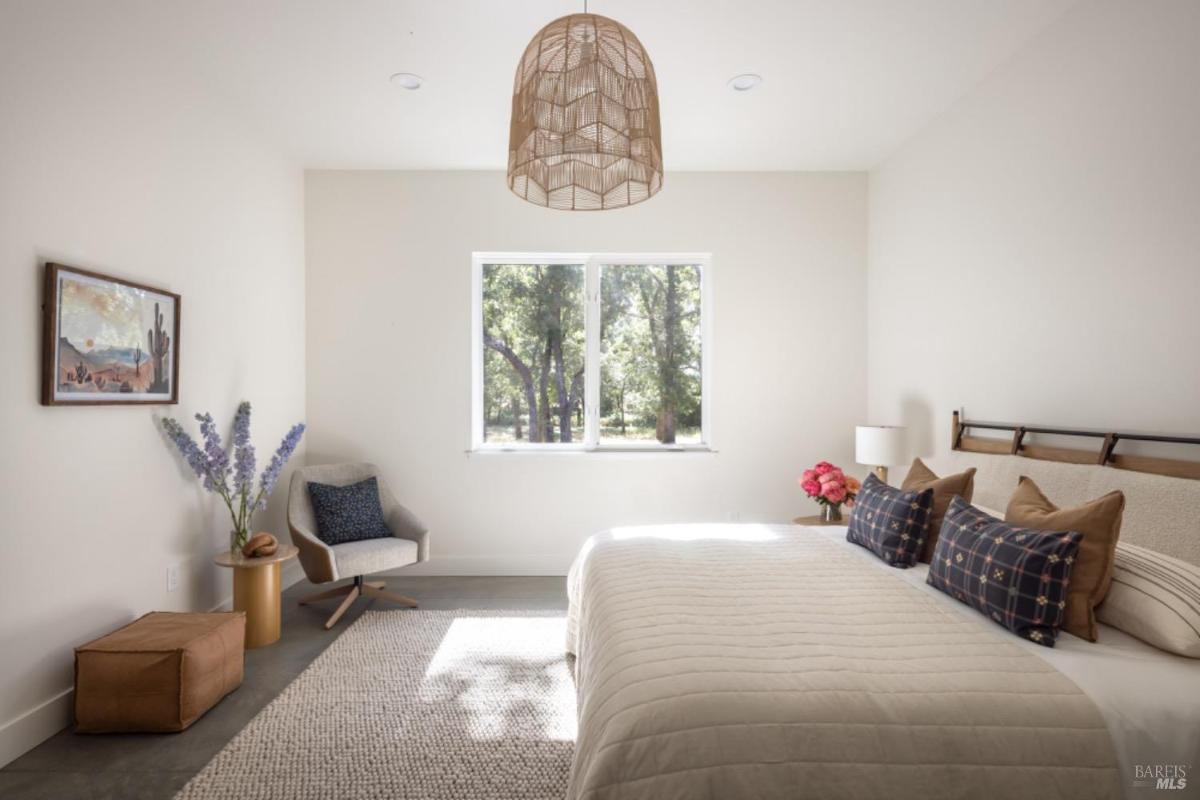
[423,617,576,742]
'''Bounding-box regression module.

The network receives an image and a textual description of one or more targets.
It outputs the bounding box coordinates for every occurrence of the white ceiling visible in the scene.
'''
[19,0,1078,170]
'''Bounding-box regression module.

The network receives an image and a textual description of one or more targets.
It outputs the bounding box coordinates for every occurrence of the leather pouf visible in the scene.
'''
[74,611,245,733]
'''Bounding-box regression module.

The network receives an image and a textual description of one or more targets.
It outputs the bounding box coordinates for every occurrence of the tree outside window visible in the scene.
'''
[475,255,709,450]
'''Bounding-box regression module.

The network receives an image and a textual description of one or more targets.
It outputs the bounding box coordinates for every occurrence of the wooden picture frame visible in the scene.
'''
[41,263,181,406]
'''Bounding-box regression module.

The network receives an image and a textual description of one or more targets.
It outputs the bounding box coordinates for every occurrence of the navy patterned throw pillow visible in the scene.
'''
[845,473,934,568]
[927,497,1082,647]
[307,477,394,547]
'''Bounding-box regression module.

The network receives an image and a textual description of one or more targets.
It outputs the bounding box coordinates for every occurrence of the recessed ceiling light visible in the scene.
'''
[390,72,423,90]
[727,73,763,92]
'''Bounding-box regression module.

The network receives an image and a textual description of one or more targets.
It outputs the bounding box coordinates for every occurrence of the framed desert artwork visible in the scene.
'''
[42,263,181,405]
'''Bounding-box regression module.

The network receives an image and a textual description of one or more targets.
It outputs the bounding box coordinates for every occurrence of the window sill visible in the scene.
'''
[467,445,717,456]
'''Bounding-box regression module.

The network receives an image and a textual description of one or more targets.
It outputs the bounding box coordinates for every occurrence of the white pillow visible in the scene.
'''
[1097,542,1200,658]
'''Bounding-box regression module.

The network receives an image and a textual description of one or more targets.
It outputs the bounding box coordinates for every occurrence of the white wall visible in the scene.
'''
[867,0,1200,456]
[306,170,867,574]
[0,5,306,765]
[18,0,1195,770]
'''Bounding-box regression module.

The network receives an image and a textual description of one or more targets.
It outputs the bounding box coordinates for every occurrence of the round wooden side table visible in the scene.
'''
[214,544,298,649]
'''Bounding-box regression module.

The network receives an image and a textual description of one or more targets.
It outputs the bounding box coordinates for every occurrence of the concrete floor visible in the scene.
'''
[0,575,569,800]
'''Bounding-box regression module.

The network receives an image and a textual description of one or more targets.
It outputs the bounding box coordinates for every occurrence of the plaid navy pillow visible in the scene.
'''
[927,497,1083,647]
[845,473,933,568]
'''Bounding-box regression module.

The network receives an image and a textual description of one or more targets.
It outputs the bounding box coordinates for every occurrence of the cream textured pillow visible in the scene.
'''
[1005,476,1124,642]
[1098,542,1200,658]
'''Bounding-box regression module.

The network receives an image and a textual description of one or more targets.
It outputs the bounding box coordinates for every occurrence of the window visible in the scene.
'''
[472,253,711,451]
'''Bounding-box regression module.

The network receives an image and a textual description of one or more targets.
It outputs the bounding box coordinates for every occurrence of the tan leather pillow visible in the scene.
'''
[1004,476,1125,642]
[901,458,976,563]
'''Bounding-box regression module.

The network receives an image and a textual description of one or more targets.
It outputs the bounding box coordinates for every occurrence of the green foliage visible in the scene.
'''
[482,264,585,442]
[600,265,702,443]
[482,262,702,445]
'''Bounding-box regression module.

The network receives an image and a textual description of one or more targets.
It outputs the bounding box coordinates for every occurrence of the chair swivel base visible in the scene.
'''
[298,575,418,629]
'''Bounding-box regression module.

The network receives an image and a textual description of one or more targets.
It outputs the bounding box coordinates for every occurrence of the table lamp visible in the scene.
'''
[855,425,907,484]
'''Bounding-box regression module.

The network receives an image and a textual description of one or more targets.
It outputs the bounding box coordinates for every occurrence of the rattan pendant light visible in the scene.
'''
[507,9,663,210]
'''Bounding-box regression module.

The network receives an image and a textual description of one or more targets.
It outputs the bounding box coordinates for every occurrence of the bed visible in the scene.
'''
[565,446,1200,800]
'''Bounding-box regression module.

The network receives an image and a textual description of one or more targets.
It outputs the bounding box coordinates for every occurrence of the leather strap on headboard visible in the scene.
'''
[952,411,1200,481]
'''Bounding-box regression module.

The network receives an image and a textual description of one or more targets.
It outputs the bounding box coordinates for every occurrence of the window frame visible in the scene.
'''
[471,252,714,453]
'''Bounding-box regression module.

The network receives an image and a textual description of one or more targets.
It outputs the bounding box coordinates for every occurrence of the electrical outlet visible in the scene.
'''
[167,563,180,593]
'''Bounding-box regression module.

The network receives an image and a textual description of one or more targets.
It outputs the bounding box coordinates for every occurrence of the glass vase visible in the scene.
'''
[821,503,844,523]
[230,528,249,554]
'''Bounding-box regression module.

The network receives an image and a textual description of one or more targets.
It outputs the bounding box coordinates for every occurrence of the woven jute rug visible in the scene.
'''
[176,610,575,800]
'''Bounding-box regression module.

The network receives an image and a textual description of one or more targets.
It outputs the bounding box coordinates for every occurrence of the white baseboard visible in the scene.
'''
[0,688,73,768]
[394,554,571,576]
[0,559,547,767]
[0,561,310,768]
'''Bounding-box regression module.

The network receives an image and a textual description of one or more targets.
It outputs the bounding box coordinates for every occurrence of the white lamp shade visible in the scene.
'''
[855,425,908,467]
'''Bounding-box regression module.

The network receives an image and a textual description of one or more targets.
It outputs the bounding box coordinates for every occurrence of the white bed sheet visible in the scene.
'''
[811,525,1200,799]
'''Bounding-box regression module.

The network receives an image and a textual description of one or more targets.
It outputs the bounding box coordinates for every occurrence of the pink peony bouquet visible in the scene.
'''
[798,461,862,511]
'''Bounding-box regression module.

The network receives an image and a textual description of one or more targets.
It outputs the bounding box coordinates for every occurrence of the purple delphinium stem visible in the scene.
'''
[163,414,240,536]
[162,406,304,534]
[256,423,305,510]
[195,412,231,495]
[162,418,208,482]
[231,401,256,497]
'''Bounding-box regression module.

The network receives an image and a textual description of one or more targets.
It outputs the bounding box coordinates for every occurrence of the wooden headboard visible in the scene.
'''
[951,411,1200,481]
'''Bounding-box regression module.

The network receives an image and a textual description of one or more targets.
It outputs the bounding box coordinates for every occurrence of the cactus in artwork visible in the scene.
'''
[71,360,91,385]
[94,374,107,390]
[147,303,170,393]
[133,343,143,378]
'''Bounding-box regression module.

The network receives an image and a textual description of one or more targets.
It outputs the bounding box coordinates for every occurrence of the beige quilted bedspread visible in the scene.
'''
[565,524,1121,800]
